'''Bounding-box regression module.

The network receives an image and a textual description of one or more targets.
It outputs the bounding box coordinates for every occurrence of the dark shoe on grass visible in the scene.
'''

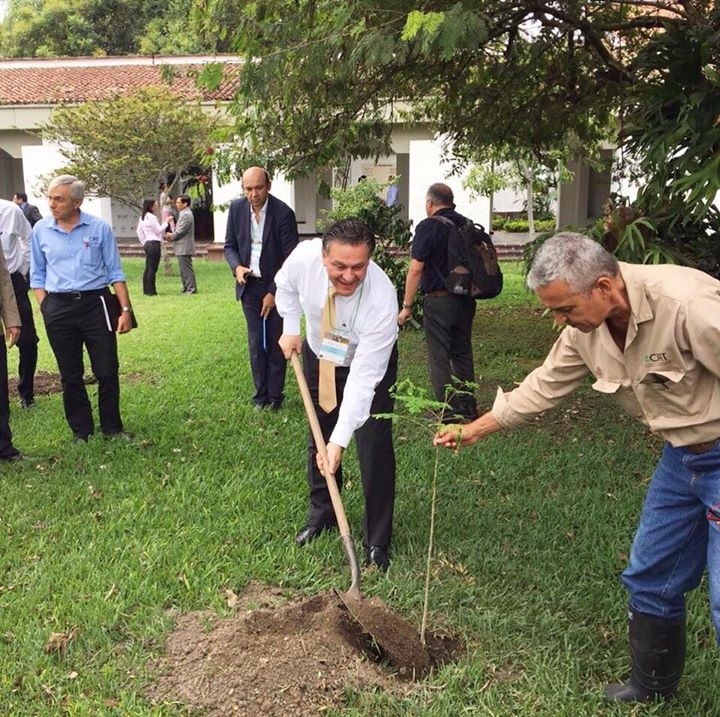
[295,524,334,546]
[365,545,390,572]
[0,451,25,462]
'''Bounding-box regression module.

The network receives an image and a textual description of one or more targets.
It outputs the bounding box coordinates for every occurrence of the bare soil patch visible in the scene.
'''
[7,370,146,398]
[8,370,63,397]
[146,582,462,716]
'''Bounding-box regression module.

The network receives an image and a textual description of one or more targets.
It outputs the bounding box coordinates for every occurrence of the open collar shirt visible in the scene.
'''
[492,262,720,447]
[30,210,125,292]
[275,238,399,447]
[249,200,268,277]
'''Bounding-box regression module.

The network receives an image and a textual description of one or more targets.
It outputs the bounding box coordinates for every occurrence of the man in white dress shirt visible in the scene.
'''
[0,199,38,408]
[275,218,399,571]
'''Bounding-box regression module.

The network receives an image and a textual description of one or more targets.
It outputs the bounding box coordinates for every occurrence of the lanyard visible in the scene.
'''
[325,281,363,332]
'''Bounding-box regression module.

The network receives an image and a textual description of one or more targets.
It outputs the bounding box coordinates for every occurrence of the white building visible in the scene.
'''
[0,54,607,242]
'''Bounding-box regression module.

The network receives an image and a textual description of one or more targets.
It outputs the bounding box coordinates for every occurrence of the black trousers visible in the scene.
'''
[142,241,161,295]
[41,291,123,437]
[241,278,286,406]
[422,294,478,420]
[0,335,18,457]
[301,339,397,547]
[11,272,38,403]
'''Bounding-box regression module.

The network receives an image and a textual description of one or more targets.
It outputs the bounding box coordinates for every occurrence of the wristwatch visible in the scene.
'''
[402,302,412,309]
[121,306,132,312]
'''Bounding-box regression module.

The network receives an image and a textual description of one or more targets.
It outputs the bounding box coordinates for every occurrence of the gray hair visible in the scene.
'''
[48,174,85,201]
[426,183,454,208]
[527,232,619,294]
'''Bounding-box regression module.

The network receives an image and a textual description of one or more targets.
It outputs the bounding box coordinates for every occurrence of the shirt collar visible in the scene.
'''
[619,262,653,324]
[51,209,90,232]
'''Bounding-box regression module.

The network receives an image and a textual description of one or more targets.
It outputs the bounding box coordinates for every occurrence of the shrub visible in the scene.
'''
[321,177,413,308]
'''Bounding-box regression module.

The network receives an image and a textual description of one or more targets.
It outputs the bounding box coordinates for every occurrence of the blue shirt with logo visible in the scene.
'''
[30,210,125,292]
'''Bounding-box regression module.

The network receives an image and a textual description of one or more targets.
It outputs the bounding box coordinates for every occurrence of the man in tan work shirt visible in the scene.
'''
[435,232,720,704]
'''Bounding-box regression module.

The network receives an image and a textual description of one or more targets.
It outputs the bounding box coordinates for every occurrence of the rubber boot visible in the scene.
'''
[604,610,685,702]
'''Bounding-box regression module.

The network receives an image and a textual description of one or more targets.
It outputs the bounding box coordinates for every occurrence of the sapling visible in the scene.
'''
[378,377,476,643]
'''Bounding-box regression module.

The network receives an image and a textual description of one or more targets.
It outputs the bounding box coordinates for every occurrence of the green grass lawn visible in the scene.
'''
[1,259,716,715]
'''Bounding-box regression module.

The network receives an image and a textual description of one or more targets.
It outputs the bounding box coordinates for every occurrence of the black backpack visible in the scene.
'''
[430,215,503,299]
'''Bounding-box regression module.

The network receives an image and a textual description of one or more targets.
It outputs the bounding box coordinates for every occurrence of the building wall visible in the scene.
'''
[1,95,612,241]
[408,139,492,231]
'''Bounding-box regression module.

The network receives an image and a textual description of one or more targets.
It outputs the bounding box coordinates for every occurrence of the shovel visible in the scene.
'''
[290,351,432,677]
[290,351,361,599]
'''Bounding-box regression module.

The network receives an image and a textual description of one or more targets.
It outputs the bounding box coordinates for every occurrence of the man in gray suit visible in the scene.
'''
[166,194,196,294]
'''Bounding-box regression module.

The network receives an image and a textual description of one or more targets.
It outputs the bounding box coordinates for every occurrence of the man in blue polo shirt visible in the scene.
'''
[30,174,134,442]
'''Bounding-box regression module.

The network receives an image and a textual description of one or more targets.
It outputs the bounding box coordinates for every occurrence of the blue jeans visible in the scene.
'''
[621,441,720,643]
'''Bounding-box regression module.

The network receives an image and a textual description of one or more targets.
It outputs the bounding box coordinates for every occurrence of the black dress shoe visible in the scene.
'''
[0,451,25,462]
[295,524,328,546]
[269,401,282,412]
[365,545,390,572]
[19,397,35,409]
[73,433,90,443]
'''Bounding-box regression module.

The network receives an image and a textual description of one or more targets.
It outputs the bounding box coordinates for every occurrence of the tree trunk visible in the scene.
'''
[525,162,536,242]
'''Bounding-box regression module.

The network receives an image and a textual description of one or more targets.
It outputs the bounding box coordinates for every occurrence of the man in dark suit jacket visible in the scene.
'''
[13,192,42,227]
[224,167,299,410]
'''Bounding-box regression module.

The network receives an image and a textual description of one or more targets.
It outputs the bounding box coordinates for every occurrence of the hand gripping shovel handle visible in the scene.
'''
[290,352,361,600]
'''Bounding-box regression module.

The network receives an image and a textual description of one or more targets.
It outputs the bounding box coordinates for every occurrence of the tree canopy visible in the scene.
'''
[4,1,720,268]
[202,1,719,268]
[0,0,225,56]
[38,87,217,210]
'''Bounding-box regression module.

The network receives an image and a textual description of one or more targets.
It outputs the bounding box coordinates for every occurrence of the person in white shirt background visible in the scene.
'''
[0,198,38,408]
[136,197,169,296]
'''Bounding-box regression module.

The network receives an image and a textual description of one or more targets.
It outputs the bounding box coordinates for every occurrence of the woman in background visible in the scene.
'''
[136,198,169,296]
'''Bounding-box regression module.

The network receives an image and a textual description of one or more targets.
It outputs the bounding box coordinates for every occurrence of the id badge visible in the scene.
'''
[318,328,357,367]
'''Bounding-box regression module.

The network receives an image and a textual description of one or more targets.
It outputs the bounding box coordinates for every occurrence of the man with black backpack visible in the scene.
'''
[398,183,480,422]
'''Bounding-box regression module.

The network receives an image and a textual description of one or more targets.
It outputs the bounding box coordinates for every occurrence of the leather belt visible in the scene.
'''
[685,438,720,454]
[48,289,106,300]
[425,290,449,297]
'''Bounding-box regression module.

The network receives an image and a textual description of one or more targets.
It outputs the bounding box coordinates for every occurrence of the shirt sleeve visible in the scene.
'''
[330,280,399,447]
[29,226,47,289]
[101,224,126,284]
[274,245,304,336]
[683,290,720,380]
[136,218,147,245]
[410,219,433,262]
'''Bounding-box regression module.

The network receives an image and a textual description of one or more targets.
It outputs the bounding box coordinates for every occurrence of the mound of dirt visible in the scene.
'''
[146,583,461,716]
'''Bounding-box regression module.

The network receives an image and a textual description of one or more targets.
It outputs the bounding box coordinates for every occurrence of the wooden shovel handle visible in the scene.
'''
[290,351,352,539]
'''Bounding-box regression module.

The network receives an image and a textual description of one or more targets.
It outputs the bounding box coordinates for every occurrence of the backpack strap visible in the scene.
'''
[427,215,457,287]
[428,214,456,229]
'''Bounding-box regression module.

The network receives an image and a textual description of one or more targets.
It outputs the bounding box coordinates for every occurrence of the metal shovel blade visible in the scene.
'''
[335,588,431,677]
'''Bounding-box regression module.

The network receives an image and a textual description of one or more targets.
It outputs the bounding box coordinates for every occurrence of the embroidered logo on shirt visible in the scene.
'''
[643,352,669,363]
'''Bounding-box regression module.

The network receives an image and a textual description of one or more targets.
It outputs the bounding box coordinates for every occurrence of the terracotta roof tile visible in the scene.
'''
[0,61,239,105]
